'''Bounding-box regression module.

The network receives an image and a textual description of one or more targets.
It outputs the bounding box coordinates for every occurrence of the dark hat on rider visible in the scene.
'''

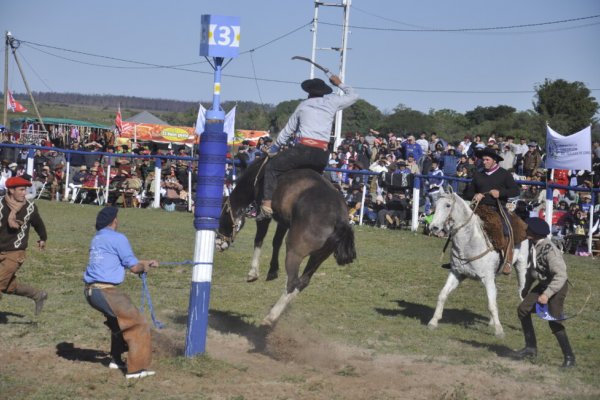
[476,147,503,162]
[525,217,550,237]
[301,78,333,96]
[95,206,118,231]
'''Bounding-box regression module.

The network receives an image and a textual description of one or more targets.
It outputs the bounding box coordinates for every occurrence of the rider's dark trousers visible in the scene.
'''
[518,283,568,333]
[263,144,329,201]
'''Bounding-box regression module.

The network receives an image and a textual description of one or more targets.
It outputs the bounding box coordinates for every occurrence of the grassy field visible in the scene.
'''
[0,201,599,399]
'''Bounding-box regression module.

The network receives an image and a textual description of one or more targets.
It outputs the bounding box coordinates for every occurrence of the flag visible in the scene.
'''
[7,91,27,113]
[224,105,236,143]
[115,105,123,133]
[545,125,592,171]
[195,103,207,135]
[195,104,236,143]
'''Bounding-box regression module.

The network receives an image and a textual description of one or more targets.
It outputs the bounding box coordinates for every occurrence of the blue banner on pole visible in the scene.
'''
[200,15,240,58]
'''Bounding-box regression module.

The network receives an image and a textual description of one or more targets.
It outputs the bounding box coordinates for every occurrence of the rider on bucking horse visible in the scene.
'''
[465,147,528,274]
[256,75,359,221]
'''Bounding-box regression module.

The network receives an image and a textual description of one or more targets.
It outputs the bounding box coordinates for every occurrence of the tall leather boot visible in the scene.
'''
[512,315,537,359]
[554,330,576,368]
[14,283,48,316]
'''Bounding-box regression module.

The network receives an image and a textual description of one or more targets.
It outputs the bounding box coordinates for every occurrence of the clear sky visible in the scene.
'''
[2,0,599,115]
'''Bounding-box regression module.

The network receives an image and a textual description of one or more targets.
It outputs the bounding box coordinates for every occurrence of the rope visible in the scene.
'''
[139,272,165,329]
[497,198,515,273]
[158,260,201,266]
[535,282,592,321]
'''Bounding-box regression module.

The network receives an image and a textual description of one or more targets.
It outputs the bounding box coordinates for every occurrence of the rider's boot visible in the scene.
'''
[502,245,513,275]
[554,329,576,368]
[256,199,273,221]
[512,315,537,359]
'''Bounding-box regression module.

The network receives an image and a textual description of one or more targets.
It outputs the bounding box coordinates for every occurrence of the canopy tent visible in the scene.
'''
[118,122,198,147]
[124,110,168,125]
[10,117,112,131]
[233,129,270,145]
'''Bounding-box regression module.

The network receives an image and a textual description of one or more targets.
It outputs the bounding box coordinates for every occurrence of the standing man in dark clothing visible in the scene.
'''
[512,217,575,368]
[465,148,526,273]
[256,75,359,220]
[0,176,48,315]
[68,142,87,184]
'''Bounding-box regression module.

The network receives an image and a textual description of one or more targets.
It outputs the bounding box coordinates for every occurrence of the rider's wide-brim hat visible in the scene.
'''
[476,147,504,162]
[301,78,333,96]
[525,217,550,236]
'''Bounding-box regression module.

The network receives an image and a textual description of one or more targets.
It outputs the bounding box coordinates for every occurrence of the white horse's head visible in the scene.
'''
[428,186,471,235]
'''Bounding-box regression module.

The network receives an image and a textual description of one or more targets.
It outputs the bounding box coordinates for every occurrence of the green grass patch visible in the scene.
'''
[1,201,599,398]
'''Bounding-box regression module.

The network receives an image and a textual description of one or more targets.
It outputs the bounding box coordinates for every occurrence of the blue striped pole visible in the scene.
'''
[185,56,227,357]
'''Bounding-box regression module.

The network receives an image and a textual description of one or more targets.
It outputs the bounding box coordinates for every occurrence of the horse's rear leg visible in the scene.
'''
[262,249,303,326]
[482,275,504,338]
[247,219,271,282]
[297,250,332,291]
[428,272,463,329]
[266,223,288,281]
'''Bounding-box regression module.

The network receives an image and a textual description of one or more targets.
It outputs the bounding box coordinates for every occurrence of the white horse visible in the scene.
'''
[427,187,528,338]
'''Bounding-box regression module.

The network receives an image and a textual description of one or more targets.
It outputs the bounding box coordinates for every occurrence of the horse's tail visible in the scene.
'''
[330,219,356,266]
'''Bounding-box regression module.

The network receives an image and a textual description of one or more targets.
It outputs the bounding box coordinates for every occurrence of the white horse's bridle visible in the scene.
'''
[441,194,494,263]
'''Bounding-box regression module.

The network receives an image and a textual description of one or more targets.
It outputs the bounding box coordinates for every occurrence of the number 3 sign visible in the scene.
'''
[200,15,240,58]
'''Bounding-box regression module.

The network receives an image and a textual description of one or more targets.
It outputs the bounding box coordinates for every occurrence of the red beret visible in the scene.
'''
[6,176,32,188]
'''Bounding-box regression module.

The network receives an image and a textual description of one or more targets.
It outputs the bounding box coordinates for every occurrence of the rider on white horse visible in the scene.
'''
[465,147,526,274]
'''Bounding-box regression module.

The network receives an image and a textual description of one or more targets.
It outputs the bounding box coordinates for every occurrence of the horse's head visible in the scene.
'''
[215,196,245,252]
[428,186,467,235]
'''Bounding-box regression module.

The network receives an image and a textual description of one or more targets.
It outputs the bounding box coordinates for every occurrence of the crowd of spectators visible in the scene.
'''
[0,136,196,211]
[235,130,600,244]
[1,126,599,252]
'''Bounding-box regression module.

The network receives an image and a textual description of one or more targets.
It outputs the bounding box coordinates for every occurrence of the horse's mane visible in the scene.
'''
[235,157,267,187]
[448,192,485,229]
[228,157,268,210]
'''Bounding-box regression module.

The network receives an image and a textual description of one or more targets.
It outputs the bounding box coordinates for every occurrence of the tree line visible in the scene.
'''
[6,78,599,144]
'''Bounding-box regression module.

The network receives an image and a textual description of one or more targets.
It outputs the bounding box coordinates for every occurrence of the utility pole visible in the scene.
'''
[3,31,9,128]
[7,33,47,133]
[310,0,352,148]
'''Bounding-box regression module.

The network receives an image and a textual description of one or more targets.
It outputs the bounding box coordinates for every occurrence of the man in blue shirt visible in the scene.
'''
[83,207,159,379]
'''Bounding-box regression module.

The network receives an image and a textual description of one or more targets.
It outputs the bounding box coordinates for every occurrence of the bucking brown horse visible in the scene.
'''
[216,157,356,325]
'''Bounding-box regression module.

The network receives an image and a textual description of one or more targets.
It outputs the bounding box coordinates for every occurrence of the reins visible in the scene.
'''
[254,156,269,188]
[215,196,239,245]
[439,194,495,263]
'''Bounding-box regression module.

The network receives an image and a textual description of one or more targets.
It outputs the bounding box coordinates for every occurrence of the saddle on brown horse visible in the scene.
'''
[475,204,528,274]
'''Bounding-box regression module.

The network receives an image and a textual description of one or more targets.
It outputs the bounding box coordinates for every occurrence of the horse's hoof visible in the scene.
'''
[427,322,438,330]
[495,331,505,339]
[260,318,273,328]
[246,275,259,283]
[265,271,278,281]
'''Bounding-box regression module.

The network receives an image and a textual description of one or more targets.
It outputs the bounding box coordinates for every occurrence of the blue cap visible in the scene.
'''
[96,206,118,231]
[525,217,550,236]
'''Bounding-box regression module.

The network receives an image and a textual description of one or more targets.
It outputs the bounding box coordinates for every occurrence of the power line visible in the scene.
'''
[17,50,54,91]
[320,14,600,32]
[18,43,600,95]
[248,51,265,105]
[17,21,313,72]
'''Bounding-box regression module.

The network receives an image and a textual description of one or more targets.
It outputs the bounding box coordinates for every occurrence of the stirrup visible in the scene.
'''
[255,205,273,221]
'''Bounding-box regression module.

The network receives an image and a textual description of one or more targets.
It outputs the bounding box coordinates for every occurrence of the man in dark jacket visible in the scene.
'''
[465,148,526,274]
[0,176,48,315]
[511,218,575,368]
